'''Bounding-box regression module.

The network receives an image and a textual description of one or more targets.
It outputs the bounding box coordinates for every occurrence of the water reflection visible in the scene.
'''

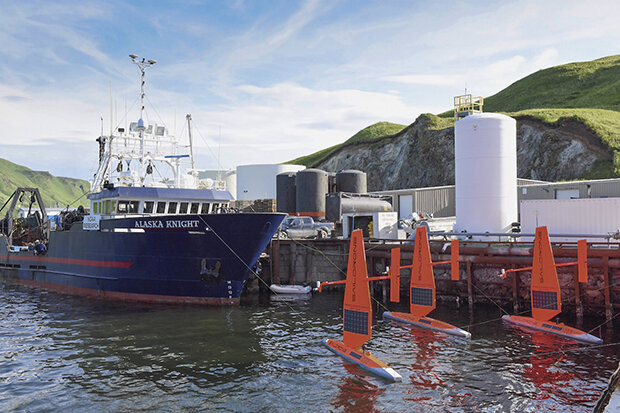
[331,365,386,413]
[0,284,617,412]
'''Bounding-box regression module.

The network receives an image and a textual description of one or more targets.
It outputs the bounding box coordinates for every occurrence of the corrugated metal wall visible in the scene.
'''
[415,186,455,217]
[375,178,620,219]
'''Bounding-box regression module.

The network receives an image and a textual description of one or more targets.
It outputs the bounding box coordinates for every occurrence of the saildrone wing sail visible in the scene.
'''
[531,226,561,321]
[389,247,401,303]
[342,229,372,349]
[410,225,435,318]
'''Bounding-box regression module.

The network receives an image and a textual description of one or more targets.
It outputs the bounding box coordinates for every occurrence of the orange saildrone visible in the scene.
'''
[501,226,602,345]
[318,229,402,382]
[383,226,471,338]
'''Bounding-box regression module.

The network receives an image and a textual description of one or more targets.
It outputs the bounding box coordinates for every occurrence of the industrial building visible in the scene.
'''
[375,178,620,220]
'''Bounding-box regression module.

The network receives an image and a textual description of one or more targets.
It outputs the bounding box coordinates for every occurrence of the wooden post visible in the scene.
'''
[603,255,613,323]
[272,240,280,285]
[290,243,297,285]
[467,261,474,312]
[574,266,583,321]
[512,264,519,314]
[305,246,312,284]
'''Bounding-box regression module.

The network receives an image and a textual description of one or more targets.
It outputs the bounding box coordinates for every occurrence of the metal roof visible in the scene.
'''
[87,186,234,201]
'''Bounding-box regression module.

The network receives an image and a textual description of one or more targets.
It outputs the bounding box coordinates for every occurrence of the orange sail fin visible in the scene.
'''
[389,247,401,303]
[451,240,460,281]
[342,229,372,349]
[577,239,588,283]
[410,226,435,318]
[531,226,561,321]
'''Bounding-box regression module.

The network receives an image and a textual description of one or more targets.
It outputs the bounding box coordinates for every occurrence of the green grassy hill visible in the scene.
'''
[0,158,90,210]
[484,55,620,112]
[288,121,407,167]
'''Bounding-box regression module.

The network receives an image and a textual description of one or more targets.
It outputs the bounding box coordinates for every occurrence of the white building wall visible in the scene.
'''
[520,198,620,242]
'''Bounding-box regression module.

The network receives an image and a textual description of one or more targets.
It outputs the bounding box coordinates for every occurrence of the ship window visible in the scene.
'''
[118,201,129,213]
[93,203,99,214]
[146,125,153,134]
[111,201,117,214]
[105,200,111,214]
[179,202,189,214]
[201,203,211,214]
[129,122,139,132]
[168,202,178,214]
[144,201,154,214]
[156,126,165,136]
[156,202,166,213]
[212,203,220,213]
[190,203,200,214]
[128,201,139,213]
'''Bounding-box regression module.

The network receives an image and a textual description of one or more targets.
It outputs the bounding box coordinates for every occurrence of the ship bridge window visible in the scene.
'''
[179,202,189,214]
[93,202,99,214]
[117,201,139,214]
[201,203,211,214]
[156,126,165,136]
[129,122,139,132]
[146,125,153,134]
[168,202,178,214]
[190,203,200,214]
[144,201,154,214]
[156,202,166,214]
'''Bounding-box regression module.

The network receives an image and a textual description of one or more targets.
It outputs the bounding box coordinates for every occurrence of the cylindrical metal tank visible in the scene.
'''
[455,113,517,234]
[276,172,297,213]
[328,172,337,193]
[296,169,328,217]
[336,170,367,193]
[325,193,392,222]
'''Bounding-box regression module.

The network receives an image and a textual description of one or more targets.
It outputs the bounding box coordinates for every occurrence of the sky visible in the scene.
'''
[1,0,619,181]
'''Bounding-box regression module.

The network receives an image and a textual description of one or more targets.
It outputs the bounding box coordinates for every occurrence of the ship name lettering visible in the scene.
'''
[166,220,199,229]
[134,220,164,228]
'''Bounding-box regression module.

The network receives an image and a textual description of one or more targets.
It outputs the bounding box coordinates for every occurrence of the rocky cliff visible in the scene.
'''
[315,114,614,191]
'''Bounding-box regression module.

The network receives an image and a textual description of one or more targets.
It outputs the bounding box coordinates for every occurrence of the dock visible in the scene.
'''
[268,237,620,321]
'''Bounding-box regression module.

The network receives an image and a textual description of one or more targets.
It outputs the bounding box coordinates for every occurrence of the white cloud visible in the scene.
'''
[382,74,461,86]
[188,82,422,169]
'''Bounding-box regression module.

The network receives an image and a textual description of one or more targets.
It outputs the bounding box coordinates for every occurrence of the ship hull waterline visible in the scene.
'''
[502,315,603,345]
[0,213,285,305]
[322,338,402,382]
[383,311,472,339]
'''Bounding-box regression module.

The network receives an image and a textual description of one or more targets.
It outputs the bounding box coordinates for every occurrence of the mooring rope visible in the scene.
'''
[457,279,619,334]
[197,217,302,313]
[279,234,392,313]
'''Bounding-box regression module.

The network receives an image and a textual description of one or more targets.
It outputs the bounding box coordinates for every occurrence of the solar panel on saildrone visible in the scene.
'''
[344,309,369,335]
[532,290,558,310]
[411,287,433,307]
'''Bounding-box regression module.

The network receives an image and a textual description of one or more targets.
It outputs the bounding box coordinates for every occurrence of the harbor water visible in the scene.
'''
[1,283,618,412]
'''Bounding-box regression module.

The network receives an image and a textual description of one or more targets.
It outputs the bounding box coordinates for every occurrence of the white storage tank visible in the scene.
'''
[455,113,517,234]
[236,164,305,201]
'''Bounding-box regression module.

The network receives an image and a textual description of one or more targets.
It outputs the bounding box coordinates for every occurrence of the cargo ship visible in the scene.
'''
[0,55,285,305]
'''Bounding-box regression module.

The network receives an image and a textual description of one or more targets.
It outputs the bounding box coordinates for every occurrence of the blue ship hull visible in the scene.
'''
[0,213,285,305]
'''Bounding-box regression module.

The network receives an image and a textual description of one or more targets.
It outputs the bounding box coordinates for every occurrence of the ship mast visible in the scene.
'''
[129,54,157,176]
[186,114,195,170]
